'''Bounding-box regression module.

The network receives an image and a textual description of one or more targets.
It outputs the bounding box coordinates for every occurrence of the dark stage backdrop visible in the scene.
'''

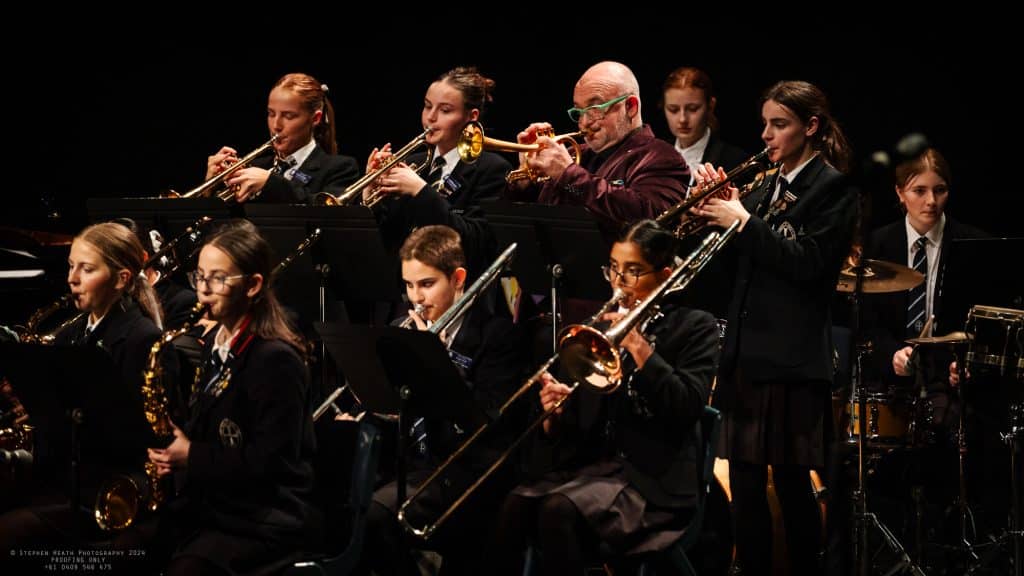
[7,15,1017,238]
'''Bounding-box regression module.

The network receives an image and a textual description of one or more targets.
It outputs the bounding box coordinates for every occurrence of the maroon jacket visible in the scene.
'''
[506,125,688,236]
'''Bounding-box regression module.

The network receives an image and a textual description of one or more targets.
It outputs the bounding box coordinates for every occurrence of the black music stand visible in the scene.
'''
[245,205,401,314]
[0,342,153,535]
[86,197,234,238]
[316,322,484,573]
[481,200,609,345]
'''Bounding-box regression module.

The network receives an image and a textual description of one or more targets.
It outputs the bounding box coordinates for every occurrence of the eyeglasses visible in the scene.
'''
[187,271,248,294]
[567,94,631,123]
[601,265,656,287]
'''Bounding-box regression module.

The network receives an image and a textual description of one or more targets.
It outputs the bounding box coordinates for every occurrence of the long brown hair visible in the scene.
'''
[204,220,306,353]
[272,73,337,155]
[762,80,852,173]
[76,222,164,328]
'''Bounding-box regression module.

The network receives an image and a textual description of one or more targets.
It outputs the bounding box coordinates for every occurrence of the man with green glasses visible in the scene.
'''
[505,61,689,238]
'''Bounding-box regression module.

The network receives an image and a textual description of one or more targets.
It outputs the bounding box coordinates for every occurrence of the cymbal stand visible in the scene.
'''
[848,266,926,576]
[951,356,980,567]
[1003,402,1023,576]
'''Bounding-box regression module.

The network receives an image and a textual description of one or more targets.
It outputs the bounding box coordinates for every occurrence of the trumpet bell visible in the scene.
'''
[557,325,622,392]
[458,122,485,164]
[313,191,340,206]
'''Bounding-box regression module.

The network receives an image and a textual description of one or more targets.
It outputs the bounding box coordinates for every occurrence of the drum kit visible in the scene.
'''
[836,258,1023,575]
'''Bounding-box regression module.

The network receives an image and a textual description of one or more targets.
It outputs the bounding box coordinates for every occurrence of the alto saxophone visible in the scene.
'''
[95,301,208,531]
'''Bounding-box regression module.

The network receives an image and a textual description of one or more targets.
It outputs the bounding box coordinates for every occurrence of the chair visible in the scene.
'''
[636,405,723,576]
[523,406,724,576]
[287,419,382,576]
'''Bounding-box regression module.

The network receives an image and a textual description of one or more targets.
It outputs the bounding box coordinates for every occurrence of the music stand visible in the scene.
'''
[481,200,609,346]
[245,205,400,309]
[0,342,154,535]
[316,322,484,573]
[86,197,234,238]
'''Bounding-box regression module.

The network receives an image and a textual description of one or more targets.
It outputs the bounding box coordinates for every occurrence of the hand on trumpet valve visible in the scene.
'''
[527,135,574,181]
[225,167,271,203]
[366,143,393,173]
[516,122,554,146]
[539,372,573,435]
[373,164,426,199]
[693,163,748,230]
[206,146,239,179]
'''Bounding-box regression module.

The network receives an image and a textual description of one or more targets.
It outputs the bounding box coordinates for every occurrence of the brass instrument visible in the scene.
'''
[313,302,426,422]
[314,129,434,207]
[16,216,213,344]
[164,136,278,202]
[398,304,427,329]
[17,294,75,344]
[399,223,740,539]
[95,302,208,531]
[655,148,773,237]
[273,228,322,277]
[457,121,583,184]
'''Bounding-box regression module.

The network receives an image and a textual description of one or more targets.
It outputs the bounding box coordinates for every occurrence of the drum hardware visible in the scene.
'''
[842,257,928,576]
[836,259,925,294]
[960,305,1024,575]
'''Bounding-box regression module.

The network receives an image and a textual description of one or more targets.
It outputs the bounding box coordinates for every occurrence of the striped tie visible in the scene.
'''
[906,236,929,336]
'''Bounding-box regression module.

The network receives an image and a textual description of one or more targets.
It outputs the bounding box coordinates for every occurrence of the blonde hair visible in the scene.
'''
[76,222,163,328]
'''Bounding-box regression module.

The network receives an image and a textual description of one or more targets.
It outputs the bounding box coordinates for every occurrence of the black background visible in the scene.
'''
[6,14,1017,237]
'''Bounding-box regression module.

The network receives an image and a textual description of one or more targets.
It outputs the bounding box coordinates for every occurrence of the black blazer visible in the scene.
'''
[375,151,511,277]
[528,296,719,508]
[254,145,359,204]
[185,333,317,545]
[391,304,527,474]
[862,216,988,386]
[701,132,749,171]
[53,300,174,498]
[716,154,857,389]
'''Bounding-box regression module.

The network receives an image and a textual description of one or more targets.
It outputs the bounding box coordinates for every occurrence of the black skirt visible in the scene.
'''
[717,377,831,467]
[511,459,692,555]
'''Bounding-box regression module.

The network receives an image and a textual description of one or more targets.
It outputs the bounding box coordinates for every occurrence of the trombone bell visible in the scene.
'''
[556,325,622,391]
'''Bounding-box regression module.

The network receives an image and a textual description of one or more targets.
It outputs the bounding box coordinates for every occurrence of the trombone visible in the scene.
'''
[314,128,434,207]
[655,148,772,238]
[398,223,740,539]
[457,121,583,184]
[164,136,278,202]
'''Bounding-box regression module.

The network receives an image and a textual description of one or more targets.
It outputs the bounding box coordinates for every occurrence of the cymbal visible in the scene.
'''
[906,331,972,345]
[836,259,924,294]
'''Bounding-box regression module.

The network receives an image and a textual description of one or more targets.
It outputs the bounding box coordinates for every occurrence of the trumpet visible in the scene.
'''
[314,129,433,207]
[398,223,739,540]
[655,148,773,237]
[457,121,583,184]
[164,136,278,202]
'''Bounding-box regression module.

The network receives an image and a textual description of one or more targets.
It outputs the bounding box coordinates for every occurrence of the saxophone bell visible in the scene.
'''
[94,302,207,531]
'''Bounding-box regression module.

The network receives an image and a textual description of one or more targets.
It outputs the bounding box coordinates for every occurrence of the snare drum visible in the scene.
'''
[966,305,1023,380]
[844,392,913,448]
